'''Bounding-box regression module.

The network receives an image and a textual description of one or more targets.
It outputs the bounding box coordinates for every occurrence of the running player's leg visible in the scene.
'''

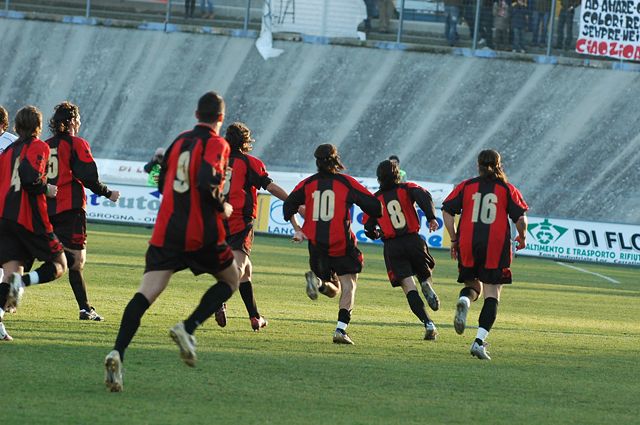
[106,269,172,392]
[454,279,482,335]
[0,261,24,341]
[233,250,265,330]
[65,248,101,320]
[399,277,437,340]
[470,283,502,360]
[333,273,356,344]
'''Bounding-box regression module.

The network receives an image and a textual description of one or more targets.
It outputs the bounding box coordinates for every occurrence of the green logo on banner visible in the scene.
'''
[528,219,568,245]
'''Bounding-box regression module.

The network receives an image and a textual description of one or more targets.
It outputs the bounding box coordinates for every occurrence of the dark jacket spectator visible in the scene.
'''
[511,0,527,29]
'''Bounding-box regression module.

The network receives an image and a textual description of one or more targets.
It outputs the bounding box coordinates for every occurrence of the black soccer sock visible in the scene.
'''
[406,290,430,324]
[239,281,259,318]
[184,282,233,334]
[113,292,151,362]
[478,297,499,333]
[0,282,9,311]
[337,308,351,328]
[459,286,479,302]
[69,270,91,311]
[22,262,58,286]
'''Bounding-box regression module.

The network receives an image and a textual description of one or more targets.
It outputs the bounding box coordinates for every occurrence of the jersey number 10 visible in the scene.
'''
[312,190,335,221]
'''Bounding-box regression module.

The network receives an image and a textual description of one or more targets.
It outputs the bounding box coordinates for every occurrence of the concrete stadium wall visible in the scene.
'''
[1,19,639,224]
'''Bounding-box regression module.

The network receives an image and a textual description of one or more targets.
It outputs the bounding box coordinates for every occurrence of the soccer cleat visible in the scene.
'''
[79,307,104,321]
[424,322,438,341]
[421,281,440,311]
[6,273,25,309]
[470,341,491,360]
[332,330,354,345]
[104,350,124,392]
[250,316,268,331]
[169,322,197,367]
[0,323,12,341]
[454,298,469,335]
[214,303,227,327]
[305,271,319,300]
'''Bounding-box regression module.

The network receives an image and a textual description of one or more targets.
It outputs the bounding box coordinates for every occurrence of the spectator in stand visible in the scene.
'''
[444,0,462,46]
[478,0,495,49]
[377,0,395,33]
[556,0,579,50]
[185,0,195,19]
[201,0,214,19]
[511,0,528,53]
[144,147,165,187]
[531,0,552,48]
[388,155,407,182]
[362,0,378,32]
[493,0,511,50]
[462,0,476,39]
[0,106,17,155]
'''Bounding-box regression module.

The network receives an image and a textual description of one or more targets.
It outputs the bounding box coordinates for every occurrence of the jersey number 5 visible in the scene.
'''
[312,190,335,221]
[47,148,59,179]
[471,192,498,224]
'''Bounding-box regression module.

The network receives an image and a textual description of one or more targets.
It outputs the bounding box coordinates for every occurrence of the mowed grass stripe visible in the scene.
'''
[1,223,638,425]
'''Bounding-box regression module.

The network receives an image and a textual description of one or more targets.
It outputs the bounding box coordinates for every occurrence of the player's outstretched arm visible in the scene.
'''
[442,210,458,260]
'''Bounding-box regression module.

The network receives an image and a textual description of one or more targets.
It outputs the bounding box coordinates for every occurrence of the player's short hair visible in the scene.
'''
[478,149,508,183]
[314,144,345,174]
[197,91,225,124]
[376,159,401,190]
[49,101,79,135]
[0,105,8,133]
[388,155,400,163]
[14,106,42,139]
[225,122,254,154]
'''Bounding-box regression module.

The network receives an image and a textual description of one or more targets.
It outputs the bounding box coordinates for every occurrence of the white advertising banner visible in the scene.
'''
[519,216,640,266]
[89,161,639,266]
[576,0,640,61]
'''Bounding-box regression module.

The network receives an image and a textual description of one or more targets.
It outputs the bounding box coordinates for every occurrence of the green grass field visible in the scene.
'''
[1,223,639,424]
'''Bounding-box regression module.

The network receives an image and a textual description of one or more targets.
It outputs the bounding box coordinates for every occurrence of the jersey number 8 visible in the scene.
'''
[174,151,191,193]
[386,200,407,229]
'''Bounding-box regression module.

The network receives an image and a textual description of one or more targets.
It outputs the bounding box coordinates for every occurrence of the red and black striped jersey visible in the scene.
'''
[442,177,528,269]
[150,124,230,251]
[224,152,272,235]
[0,137,53,234]
[283,172,382,257]
[45,134,111,215]
[364,182,437,240]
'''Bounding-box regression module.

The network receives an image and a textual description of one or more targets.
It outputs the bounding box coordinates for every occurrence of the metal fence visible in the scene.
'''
[0,0,620,63]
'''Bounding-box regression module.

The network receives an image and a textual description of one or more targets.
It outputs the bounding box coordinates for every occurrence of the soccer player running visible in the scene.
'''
[0,105,18,286]
[45,102,120,321]
[363,159,441,340]
[441,149,528,360]
[283,144,382,345]
[104,92,239,392]
[213,122,302,331]
[0,106,68,341]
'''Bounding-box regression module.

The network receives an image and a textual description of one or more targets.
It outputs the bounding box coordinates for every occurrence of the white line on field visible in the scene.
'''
[555,262,620,284]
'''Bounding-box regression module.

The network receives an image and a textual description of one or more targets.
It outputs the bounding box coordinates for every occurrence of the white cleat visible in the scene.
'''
[104,350,124,392]
[0,322,13,341]
[421,280,440,311]
[454,298,469,335]
[7,273,25,309]
[470,341,491,360]
[305,271,319,301]
[169,322,197,367]
[332,330,355,345]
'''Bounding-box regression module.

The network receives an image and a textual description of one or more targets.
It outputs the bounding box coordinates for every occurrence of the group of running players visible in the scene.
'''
[0,92,528,393]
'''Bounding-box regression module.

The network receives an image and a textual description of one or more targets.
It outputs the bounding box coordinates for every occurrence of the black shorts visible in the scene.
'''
[144,242,235,276]
[457,265,513,285]
[308,242,363,281]
[383,233,435,287]
[226,224,254,255]
[50,209,87,250]
[0,219,64,269]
